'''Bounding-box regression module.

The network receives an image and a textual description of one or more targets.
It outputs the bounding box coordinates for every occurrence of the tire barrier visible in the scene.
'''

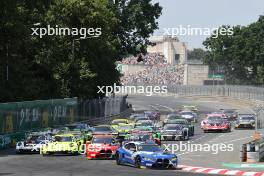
[240,138,264,162]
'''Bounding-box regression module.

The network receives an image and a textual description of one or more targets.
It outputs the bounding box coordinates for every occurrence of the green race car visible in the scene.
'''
[41,134,79,156]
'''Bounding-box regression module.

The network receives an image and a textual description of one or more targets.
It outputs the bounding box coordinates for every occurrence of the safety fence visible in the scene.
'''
[0,96,130,148]
[166,85,264,102]
[78,96,129,119]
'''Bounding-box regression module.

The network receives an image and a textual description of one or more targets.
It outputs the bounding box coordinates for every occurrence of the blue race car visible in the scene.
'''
[115,141,177,169]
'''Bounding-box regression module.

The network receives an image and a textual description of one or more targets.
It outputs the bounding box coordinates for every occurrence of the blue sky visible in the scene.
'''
[152,0,264,49]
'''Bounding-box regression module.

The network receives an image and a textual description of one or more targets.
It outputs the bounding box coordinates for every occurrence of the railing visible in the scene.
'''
[166,85,264,102]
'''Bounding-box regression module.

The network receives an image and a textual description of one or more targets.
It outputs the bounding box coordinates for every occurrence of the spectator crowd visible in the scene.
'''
[118,53,184,85]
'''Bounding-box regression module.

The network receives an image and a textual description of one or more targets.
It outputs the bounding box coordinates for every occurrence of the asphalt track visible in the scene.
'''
[0,95,258,176]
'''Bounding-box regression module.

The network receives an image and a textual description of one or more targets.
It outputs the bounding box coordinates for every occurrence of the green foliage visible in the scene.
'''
[0,0,162,102]
[203,17,264,85]
[187,48,207,61]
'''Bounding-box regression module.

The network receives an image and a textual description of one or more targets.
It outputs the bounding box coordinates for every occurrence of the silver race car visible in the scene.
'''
[235,114,255,129]
[16,132,52,154]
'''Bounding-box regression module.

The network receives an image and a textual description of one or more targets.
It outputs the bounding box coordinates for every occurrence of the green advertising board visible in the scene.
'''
[208,74,224,79]
[0,98,78,145]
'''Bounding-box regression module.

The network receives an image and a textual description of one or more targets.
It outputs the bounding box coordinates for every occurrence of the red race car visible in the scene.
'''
[201,114,231,133]
[86,135,119,160]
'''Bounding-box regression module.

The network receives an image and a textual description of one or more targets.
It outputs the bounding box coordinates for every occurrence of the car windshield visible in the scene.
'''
[164,125,181,130]
[66,124,86,130]
[134,127,152,132]
[129,134,151,141]
[240,116,254,120]
[54,136,73,142]
[119,125,133,130]
[137,144,162,152]
[170,120,188,124]
[168,115,181,120]
[92,138,113,144]
[181,112,193,115]
[111,120,127,125]
[94,126,112,132]
[207,116,222,121]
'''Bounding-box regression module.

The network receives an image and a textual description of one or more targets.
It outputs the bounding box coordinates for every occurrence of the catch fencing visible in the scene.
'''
[0,96,130,147]
[77,96,130,124]
[166,85,264,102]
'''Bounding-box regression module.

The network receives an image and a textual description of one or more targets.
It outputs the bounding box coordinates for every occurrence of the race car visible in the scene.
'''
[179,111,197,123]
[134,120,154,128]
[235,114,255,129]
[111,119,131,130]
[181,105,198,112]
[70,131,92,146]
[115,124,134,139]
[91,125,117,136]
[116,141,177,169]
[64,123,92,133]
[220,109,238,120]
[144,111,160,121]
[129,114,145,121]
[134,116,150,123]
[16,132,52,154]
[163,113,182,124]
[41,134,79,155]
[160,124,189,141]
[130,127,161,145]
[164,119,194,136]
[86,135,119,159]
[201,115,231,133]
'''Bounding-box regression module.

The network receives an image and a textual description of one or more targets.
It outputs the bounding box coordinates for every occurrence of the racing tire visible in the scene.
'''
[72,151,79,156]
[16,150,22,154]
[116,152,121,165]
[135,156,141,169]
[227,127,231,133]
[42,152,51,157]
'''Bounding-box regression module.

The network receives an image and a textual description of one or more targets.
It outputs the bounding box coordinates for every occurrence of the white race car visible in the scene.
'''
[16,132,52,154]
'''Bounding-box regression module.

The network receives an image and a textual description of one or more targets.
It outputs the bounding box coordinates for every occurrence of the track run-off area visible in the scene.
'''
[0,95,262,176]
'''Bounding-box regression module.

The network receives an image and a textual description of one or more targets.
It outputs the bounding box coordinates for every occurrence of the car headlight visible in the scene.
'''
[171,157,177,161]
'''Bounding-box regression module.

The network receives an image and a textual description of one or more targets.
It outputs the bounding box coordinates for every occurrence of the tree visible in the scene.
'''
[0,0,162,102]
[187,48,207,61]
[203,17,264,85]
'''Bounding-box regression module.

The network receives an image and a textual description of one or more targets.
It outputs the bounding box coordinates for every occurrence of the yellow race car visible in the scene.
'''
[41,134,79,156]
[110,119,132,130]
